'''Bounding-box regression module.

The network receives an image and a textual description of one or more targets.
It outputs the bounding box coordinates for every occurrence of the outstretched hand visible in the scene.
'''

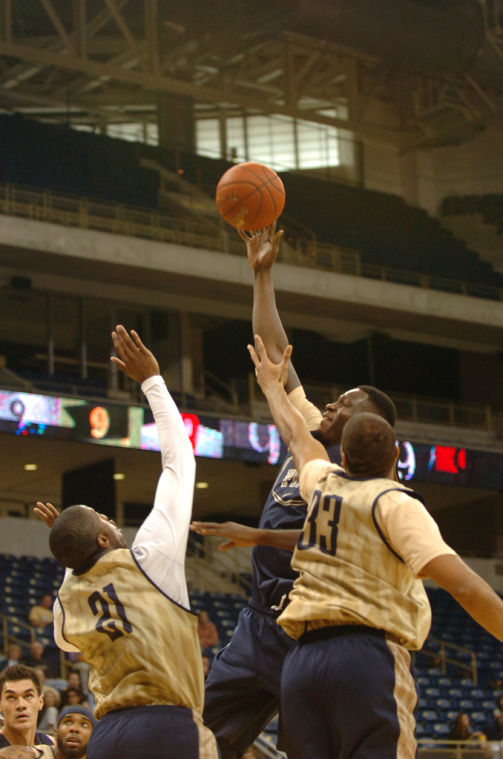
[239,222,283,272]
[110,325,160,384]
[248,334,292,395]
[34,501,59,528]
[190,521,260,551]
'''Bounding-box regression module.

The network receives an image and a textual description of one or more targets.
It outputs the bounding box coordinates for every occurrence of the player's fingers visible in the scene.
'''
[110,356,127,372]
[273,229,284,247]
[283,344,293,363]
[114,325,137,356]
[247,344,259,368]
[253,334,267,360]
[130,330,145,352]
[218,540,235,552]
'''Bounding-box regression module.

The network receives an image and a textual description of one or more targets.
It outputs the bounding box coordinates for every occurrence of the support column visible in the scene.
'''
[157,93,195,152]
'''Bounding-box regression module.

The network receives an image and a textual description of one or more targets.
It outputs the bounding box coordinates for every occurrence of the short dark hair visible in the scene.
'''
[358,385,397,427]
[341,412,397,478]
[49,504,100,570]
[0,664,41,697]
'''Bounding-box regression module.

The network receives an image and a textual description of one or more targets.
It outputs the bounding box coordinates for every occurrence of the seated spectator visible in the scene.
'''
[28,596,54,631]
[37,687,60,734]
[197,611,219,650]
[59,672,88,710]
[21,643,57,680]
[484,695,503,741]
[449,711,484,742]
[0,644,23,670]
[60,687,89,711]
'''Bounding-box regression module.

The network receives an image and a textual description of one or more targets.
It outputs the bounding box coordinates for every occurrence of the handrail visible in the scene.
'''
[416,635,478,684]
[0,612,70,679]
[0,181,501,302]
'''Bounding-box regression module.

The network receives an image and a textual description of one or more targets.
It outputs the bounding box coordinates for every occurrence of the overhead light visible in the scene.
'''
[195,481,209,489]
[24,464,38,471]
[113,473,125,481]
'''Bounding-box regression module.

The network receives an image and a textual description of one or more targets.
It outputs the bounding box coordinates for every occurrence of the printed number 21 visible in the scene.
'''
[298,490,342,557]
[88,583,132,641]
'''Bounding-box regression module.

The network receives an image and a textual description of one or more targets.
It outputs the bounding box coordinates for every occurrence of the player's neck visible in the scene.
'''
[1,722,37,745]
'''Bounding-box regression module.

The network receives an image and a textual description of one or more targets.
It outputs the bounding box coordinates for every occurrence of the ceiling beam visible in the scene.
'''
[0,40,407,142]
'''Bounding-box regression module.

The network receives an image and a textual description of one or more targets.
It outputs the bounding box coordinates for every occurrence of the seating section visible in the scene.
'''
[441,193,503,234]
[0,114,159,208]
[0,113,500,292]
[1,554,503,741]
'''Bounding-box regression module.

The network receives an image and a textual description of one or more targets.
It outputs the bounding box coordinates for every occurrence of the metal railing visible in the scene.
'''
[0,182,501,301]
[0,612,67,678]
[415,637,478,684]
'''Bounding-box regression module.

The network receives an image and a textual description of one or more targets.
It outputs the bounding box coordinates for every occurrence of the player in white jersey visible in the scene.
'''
[248,334,503,759]
[34,326,218,759]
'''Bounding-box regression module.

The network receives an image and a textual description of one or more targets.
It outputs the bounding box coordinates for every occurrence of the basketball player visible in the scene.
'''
[249,334,503,759]
[195,225,397,759]
[0,666,54,749]
[0,704,94,759]
[34,326,218,759]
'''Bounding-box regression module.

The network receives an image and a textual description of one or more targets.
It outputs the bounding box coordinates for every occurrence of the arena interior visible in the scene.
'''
[0,1,503,756]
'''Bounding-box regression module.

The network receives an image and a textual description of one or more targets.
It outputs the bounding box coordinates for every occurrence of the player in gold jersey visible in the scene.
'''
[34,326,218,759]
[248,334,503,759]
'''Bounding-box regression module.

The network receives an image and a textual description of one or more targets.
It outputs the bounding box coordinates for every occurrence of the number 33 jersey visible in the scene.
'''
[277,462,453,650]
[56,548,204,719]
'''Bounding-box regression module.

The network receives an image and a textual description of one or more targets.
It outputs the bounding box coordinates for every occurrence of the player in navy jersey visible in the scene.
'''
[192,226,397,758]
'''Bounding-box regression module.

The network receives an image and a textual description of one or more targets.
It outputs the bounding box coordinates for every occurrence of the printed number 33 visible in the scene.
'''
[297,490,342,557]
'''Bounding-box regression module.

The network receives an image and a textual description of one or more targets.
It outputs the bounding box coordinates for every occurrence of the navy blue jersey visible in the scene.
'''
[251,442,341,608]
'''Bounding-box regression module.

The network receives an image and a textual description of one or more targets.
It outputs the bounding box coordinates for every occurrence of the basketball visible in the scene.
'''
[215,162,285,231]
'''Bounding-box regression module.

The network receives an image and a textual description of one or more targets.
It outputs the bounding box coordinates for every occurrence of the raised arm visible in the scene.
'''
[248,335,328,474]
[421,553,503,642]
[240,225,300,393]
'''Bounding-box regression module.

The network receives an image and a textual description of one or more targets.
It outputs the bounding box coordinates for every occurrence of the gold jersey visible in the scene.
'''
[58,548,204,720]
[278,467,431,649]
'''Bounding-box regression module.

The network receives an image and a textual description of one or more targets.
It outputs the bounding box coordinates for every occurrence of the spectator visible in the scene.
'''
[197,611,219,650]
[21,643,56,680]
[0,645,23,670]
[28,597,53,631]
[37,688,60,734]
[484,695,503,741]
[0,665,54,748]
[52,705,95,758]
[60,674,88,710]
[449,711,484,742]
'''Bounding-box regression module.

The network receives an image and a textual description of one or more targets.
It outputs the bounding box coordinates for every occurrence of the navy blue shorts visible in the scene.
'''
[281,626,419,759]
[87,704,218,759]
[203,604,294,759]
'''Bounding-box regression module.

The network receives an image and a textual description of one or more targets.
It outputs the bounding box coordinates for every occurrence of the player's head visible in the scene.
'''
[49,504,127,571]
[55,706,95,759]
[0,665,44,733]
[341,412,398,478]
[318,385,396,444]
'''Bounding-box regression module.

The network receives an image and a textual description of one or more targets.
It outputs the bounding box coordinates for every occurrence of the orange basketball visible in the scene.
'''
[215,162,285,231]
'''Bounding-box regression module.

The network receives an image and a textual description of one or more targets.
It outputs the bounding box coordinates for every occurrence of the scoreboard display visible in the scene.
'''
[0,387,501,490]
